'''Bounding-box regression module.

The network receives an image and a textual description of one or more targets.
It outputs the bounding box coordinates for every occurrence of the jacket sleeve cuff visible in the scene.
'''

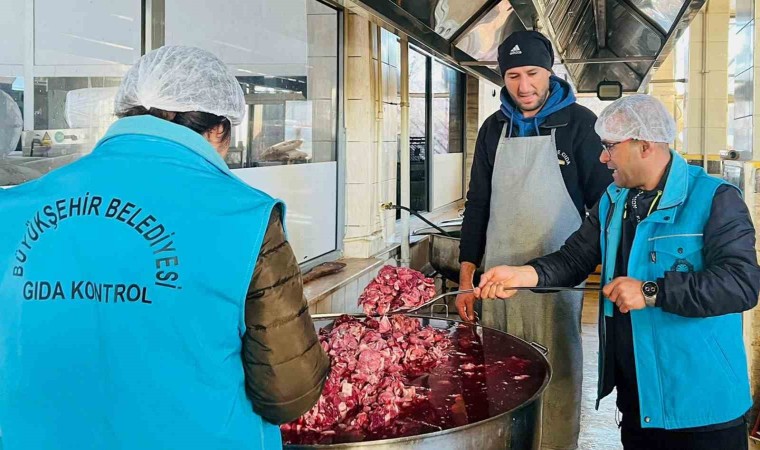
[655,278,666,308]
[458,250,482,266]
[526,260,547,287]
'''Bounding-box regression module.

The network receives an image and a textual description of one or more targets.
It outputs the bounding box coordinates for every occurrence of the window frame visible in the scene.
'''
[6,0,346,270]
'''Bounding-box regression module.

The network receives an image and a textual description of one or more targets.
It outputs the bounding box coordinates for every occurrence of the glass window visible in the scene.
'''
[431,61,463,209]
[673,27,689,151]
[408,49,429,212]
[165,0,338,169]
[164,0,340,263]
[34,0,142,67]
[400,49,464,213]
[3,77,122,187]
[0,0,25,71]
[431,61,463,155]
[2,0,342,265]
[1,1,141,188]
[674,27,689,96]
[34,77,121,131]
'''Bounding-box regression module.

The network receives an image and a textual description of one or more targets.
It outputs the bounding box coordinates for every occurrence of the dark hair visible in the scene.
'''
[118,106,231,143]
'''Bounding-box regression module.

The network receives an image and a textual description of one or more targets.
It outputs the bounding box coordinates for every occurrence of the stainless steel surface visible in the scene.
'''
[720,149,753,162]
[430,233,482,284]
[453,1,523,62]
[459,60,498,66]
[349,0,508,86]
[531,0,703,92]
[284,314,551,449]
[286,404,542,449]
[563,56,656,64]
[529,341,548,356]
[628,0,682,31]
[361,0,705,92]
[412,220,479,284]
[435,0,492,39]
[349,0,704,93]
[722,161,745,194]
[592,0,606,48]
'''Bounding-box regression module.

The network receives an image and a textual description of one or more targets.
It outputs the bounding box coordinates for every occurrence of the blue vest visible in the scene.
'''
[0,116,283,449]
[597,151,751,429]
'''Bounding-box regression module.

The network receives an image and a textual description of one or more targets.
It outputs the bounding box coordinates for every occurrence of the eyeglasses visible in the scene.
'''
[601,139,632,158]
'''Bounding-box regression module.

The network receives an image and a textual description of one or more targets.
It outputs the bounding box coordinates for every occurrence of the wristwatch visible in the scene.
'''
[641,281,658,308]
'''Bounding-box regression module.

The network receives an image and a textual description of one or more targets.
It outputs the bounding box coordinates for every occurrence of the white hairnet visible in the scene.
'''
[594,94,676,143]
[0,90,23,155]
[114,46,246,126]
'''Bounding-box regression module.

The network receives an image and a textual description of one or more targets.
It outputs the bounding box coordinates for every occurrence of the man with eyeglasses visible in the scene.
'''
[474,94,759,449]
[457,30,612,449]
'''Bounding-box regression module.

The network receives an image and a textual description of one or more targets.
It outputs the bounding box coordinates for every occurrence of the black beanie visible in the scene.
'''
[497,31,554,77]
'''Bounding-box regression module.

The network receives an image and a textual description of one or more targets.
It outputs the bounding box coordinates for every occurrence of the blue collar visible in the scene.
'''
[95,116,231,175]
[606,150,687,209]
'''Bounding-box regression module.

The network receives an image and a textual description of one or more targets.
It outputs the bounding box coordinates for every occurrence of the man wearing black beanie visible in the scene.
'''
[457,30,612,450]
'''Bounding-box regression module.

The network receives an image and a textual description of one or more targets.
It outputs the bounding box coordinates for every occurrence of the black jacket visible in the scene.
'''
[460,103,612,265]
[528,185,760,318]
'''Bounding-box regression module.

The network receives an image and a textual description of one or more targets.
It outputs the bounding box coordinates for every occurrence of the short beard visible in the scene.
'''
[517,89,550,113]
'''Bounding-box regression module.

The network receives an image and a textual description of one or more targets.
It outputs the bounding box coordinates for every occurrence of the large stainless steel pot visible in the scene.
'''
[412,220,483,285]
[283,314,551,450]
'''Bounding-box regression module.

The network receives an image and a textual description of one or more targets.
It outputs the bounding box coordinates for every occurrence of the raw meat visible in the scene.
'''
[358,266,436,315]
[281,314,451,438]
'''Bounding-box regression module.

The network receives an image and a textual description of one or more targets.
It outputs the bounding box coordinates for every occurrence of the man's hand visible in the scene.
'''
[456,262,477,322]
[455,291,477,322]
[474,265,539,299]
[603,277,646,314]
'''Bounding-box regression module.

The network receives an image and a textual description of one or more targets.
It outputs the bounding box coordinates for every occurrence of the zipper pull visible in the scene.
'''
[650,251,656,263]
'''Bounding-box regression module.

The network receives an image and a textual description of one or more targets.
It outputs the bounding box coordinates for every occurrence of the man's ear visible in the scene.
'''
[640,140,654,158]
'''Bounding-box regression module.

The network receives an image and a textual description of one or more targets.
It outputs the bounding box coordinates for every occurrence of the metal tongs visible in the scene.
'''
[398,285,600,314]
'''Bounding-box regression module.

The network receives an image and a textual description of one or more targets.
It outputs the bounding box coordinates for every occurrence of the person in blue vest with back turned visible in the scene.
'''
[0,46,330,450]
[473,94,760,449]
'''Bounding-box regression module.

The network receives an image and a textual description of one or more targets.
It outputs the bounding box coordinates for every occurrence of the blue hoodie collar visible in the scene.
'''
[500,75,576,137]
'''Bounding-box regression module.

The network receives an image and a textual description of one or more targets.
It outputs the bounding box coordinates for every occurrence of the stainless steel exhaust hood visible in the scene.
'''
[352,0,705,92]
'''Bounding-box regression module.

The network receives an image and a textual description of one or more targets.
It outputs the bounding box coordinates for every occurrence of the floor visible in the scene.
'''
[578,323,623,450]
[579,290,623,449]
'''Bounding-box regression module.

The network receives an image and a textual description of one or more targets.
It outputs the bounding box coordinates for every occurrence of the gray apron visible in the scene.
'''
[482,124,583,450]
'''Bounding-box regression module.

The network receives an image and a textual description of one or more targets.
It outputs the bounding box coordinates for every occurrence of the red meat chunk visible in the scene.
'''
[358,266,436,315]
[282,314,451,438]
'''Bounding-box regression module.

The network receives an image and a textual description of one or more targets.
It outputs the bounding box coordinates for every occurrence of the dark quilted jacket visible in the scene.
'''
[242,206,330,424]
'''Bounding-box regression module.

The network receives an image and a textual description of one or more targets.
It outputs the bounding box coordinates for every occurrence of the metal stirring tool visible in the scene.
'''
[400,285,600,314]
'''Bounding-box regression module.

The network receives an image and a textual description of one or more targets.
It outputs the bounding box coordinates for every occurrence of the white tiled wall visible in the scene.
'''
[343,14,400,258]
